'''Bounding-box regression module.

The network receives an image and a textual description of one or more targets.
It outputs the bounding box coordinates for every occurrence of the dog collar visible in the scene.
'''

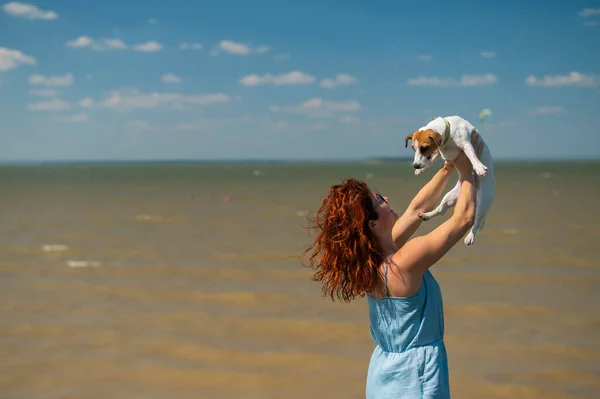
[442,118,451,145]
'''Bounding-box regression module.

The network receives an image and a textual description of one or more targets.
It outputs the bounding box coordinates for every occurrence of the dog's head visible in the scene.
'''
[404,129,443,170]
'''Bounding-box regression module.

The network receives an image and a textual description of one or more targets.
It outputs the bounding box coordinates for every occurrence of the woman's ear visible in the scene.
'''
[369,220,378,230]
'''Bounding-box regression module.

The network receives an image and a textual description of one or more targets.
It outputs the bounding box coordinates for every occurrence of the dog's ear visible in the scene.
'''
[432,130,443,147]
[404,132,414,148]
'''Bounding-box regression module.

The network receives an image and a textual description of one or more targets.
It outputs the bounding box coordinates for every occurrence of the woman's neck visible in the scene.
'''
[377,235,399,258]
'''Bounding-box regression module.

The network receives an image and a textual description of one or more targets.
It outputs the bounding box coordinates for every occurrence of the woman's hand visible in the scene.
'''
[442,159,454,171]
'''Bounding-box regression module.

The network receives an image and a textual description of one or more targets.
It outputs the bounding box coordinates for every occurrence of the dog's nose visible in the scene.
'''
[413,163,421,169]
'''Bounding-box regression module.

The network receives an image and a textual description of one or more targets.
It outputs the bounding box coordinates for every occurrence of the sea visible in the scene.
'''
[1,160,599,399]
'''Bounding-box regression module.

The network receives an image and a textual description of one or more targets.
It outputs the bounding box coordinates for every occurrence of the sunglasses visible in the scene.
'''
[373,193,388,209]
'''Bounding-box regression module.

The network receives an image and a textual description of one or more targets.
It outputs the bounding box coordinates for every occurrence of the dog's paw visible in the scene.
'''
[418,212,433,221]
[464,232,475,246]
[473,163,488,176]
[414,169,425,176]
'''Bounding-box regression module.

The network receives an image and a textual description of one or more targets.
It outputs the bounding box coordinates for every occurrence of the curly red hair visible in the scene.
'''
[301,178,384,302]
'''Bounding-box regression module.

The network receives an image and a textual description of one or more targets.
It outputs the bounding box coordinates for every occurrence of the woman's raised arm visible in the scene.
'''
[392,161,454,247]
[394,165,476,277]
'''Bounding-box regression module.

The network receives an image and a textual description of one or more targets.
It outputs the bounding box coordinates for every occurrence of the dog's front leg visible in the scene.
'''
[461,140,488,176]
[415,151,441,176]
[419,179,461,220]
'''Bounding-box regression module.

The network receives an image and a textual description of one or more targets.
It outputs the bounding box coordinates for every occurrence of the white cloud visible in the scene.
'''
[417,54,432,62]
[104,39,127,50]
[255,45,271,54]
[274,54,290,61]
[2,2,57,20]
[148,18,158,25]
[408,76,455,87]
[26,98,70,111]
[57,114,89,123]
[79,97,94,108]
[270,98,362,118]
[219,40,251,55]
[179,42,203,50]
[580,8,600,17]
[407,73,498,87]
[584,21,599,27]
[525,71,599,87]
[29,89,58,97]
[102,88,231,111]
[171,119,243,132]
[161,73,182,83]
[239,71,316,86]
[133,41,163,52]
[480,51,497,58]
[66,36,127,51]
[28,73,74,87]
[531,106,564,115]
[66,36,93,48]
[319,73,358,89]
[0,47,36,71]
[460,74,498,86]
[213,40,270,56]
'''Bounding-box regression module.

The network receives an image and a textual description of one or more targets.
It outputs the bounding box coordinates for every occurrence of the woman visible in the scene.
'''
[301,153,476,398]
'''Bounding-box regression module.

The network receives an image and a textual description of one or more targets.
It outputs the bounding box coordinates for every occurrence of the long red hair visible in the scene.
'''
[301,179,384,302]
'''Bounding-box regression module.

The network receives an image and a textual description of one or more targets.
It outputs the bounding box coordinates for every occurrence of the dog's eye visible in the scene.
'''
[420,146,429,153]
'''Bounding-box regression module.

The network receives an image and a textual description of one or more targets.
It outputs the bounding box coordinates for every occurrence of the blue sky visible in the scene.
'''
[1,0,599,161]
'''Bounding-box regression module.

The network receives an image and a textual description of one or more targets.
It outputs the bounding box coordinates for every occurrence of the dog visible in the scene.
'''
[404,115,495,246]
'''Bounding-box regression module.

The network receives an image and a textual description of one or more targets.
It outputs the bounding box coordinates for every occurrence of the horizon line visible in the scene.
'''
[1,156,599,166]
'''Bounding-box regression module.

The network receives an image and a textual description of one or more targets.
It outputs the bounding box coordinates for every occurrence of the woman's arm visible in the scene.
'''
[394,169,476,275]
[392,162,454,247]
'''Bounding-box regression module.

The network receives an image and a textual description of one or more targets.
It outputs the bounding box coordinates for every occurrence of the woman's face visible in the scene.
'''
[371,191,399,232]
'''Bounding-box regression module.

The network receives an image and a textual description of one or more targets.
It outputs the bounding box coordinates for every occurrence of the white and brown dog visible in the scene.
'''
[405,115,494,245]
